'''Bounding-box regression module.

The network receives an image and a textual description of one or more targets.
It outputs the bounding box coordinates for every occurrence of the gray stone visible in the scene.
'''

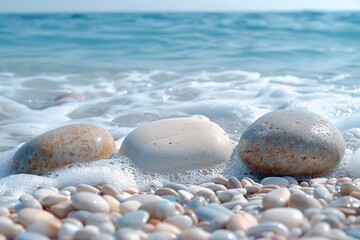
[238,109,345,176]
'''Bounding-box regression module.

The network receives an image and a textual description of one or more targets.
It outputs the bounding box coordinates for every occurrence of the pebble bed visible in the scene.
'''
[1,176,360,239]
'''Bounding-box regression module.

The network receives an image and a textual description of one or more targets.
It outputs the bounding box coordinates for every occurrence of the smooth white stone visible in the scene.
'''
[72,192,110,213]
[99,222,115,235]
[86,213,111,226]
[33,189,58,201]
[119,200,141,214]
[49,200,74,218]
[261,177,289,187]
[115,228,143,240]
[155,222,181,235]
[260,207,304,229]
[103,195,120,213]
[195,206,228,221]
[91,233,115,240]
[124,194,162,205]
[166,215,193,230]
[120,118,233,173]
[207,229,237,240]
[313,186,332,203]
[0,208,9,217]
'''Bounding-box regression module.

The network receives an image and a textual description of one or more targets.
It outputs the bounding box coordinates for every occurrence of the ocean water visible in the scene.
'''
[1,12,360,196]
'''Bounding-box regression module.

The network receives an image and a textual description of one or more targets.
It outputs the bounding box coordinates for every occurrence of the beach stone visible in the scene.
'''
[289,192,323,212]
[49,200,74,218]
[246,222,289,237]
[11,124,116,175]
[166,215,193,230]
[18,208,57,227]
[117,210,149,229]
[262,188,290,210]
[207,229,237,240]
[225,211,258,231]
[238,109,345,176]
[26,219,61,238]
[260,207,304,229]
[15,232,50,240]
[261,177,289,187]
[177,228,210,240]
[140,199,176,220]
[0,217,24,238]
[73,225,100,240]
[120,118,233,173]
[147,232,176,240]
[58,223,80,240]
[72,192,110,213]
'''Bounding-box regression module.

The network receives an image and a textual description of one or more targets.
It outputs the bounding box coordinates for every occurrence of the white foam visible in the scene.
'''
[1,69,360,196]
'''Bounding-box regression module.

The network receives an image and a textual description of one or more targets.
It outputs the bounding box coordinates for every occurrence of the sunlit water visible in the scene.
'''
[1,12,360,196]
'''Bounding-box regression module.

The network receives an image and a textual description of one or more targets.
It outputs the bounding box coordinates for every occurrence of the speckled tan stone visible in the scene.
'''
[11,124,116,175]
[238,109,345,176]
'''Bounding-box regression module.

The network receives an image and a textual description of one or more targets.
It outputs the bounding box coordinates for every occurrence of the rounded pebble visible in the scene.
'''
[120,118,233,173]
[72,192,110,213]
[238,109,345,176]
[11,124,116,175]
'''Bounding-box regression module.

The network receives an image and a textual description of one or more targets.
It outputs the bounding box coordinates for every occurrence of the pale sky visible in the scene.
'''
[1,0,360,13]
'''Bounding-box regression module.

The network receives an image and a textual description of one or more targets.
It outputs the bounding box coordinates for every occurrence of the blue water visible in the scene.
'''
[1,12,360,80]
[1,12,360,195]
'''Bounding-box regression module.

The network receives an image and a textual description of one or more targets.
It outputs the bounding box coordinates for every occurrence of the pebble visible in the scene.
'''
[76,184,100,194]
[166,215,193,230]
[225,212,258,231]
[119,118,233,173]
[101,184,120,197]
[11,124,116,175]
[73,225,100,240]
[177,228,210,240]
[155,222,181,235]
[58,223,80,239]
[195,206,228,221]
[140,199,176,220]
[262,188,290,210]
[49,200,74,218]
[260,207,304,229]
[103,195,120,213]
[246,222,289,237]
[41,195,69,208]
[227,177,242,189]
[207,229,237,240]
[17,208,56,227]
[26,219,61,238]
[313,186,332,203]
[15,232,50,240]
[0,217,24,238]
[155,188,181,199]
[120,200,141,214]
[289,192,323,212]
[147,232,176,240]
[72,192,110,213]
[117,210,149,228]
[238,109,345,176]
[261,177,289,187]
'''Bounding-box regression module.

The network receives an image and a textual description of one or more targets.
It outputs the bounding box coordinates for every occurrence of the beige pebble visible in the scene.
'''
[76,184,100,194]
[338,177,352,184]
[263,188,290,210]
[0,217,24,238]
[26,219,62,238]
[212,177,228,186]
[155,188,181,199]
[166,215,193,230]
[101,184,120,197]
[103,195,120,213]
[41,195,69,208]
[119,200,141,214]
[156,222,181,235]
[140,200,176,220]
[33,188,58,201]
[350,191,360,200]
[18,208,56,227]
[49,200,74,219]
[72,192,110,213]
[124,188,140,195]
[340,183,360,195]
[225,211,258,231]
